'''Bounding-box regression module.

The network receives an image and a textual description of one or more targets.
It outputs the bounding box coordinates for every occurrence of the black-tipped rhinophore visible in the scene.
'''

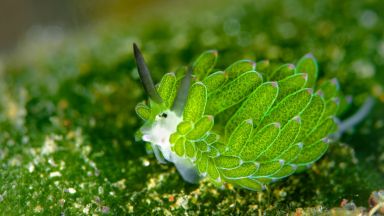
[172,66,192,116]
[133,43,163,103]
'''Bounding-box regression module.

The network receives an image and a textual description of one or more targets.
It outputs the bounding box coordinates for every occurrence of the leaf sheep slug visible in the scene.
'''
[133,43,372,191]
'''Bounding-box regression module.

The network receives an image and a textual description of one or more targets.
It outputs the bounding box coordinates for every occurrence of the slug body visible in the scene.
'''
[141,109,201,183]
[134,43,348,190]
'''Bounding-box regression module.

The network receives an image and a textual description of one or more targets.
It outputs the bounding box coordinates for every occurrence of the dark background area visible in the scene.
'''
[0,0,189,52]
[1,0,79,51]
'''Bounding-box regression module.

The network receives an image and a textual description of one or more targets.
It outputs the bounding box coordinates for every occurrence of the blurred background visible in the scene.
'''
[0,0,197,52]
[2,0,382,101]
[1,0,82,52]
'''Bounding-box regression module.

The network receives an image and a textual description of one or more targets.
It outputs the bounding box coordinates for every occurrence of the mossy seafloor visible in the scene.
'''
[1,0,384,215]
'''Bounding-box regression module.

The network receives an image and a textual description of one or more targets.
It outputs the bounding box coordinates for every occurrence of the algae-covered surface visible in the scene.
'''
[1,0,384,215]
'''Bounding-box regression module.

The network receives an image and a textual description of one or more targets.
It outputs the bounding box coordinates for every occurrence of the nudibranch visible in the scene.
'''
[133,43,372,190]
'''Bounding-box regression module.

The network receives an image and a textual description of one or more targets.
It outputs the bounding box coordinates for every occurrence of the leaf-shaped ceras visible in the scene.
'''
[134,44,339,190]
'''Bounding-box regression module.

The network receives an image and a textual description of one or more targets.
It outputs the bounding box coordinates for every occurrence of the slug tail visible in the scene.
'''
[335,96,375,138]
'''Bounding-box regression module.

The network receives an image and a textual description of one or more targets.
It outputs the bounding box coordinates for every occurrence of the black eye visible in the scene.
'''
[160,113,167,118]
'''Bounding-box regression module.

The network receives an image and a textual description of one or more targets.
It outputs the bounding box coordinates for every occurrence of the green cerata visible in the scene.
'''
[132,43,357,191]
